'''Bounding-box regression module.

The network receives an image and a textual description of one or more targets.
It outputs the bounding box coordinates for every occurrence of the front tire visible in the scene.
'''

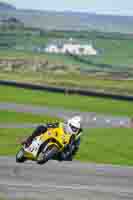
[37,145,59,165]
[16,148,25,163]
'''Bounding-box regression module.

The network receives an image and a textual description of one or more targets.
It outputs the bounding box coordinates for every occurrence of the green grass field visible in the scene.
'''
[92,38,133,66]
[76,128,133,166]
[1,72,133,95]
[0,128,33,155]
[1,85,132,116]
[0,127,133,166]
[0,110,60,123]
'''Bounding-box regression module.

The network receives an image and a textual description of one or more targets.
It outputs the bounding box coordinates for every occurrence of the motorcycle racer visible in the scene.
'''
[21,116,83,161]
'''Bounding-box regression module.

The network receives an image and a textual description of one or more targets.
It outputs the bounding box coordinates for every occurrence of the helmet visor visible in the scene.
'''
[70,123,79,133]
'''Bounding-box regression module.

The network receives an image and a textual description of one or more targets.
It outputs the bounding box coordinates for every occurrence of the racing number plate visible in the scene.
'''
[25,140,42,157]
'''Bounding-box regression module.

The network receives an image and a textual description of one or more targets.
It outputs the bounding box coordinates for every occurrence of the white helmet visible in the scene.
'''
[66,116,82,135]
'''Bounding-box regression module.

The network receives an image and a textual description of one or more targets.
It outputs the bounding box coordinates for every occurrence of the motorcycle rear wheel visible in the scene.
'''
[16,148,26,163]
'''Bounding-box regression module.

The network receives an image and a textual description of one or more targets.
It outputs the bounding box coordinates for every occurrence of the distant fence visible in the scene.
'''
[0,80,133,102]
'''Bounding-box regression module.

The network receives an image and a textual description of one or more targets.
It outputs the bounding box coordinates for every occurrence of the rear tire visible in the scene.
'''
[37,145,59,165]
[16,148,25,163]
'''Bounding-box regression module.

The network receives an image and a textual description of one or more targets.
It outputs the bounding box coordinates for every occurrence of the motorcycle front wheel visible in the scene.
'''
[37,145,59,165]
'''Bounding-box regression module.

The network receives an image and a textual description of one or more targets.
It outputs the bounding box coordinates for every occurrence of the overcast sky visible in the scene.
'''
[2,0,133,16]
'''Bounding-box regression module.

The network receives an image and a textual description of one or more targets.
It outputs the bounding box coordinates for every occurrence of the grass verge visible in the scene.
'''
[0,128,133,166]
[0,85,132,116]
[1,72,133,95]
[0,110,61,123]
[76,128,133,166]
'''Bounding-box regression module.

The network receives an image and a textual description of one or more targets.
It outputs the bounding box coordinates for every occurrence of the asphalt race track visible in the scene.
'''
[0,157,132,200]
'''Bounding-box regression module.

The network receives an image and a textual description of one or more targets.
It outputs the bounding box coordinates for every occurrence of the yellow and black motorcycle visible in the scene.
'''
[16,124,72,164]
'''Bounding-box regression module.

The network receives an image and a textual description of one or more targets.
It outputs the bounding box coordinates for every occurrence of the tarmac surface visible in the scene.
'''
[0,157,133,200]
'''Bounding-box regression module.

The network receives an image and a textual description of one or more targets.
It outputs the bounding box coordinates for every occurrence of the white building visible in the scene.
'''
[45,40,97,56]
[80,44,97,55]
[45,44,60,53]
